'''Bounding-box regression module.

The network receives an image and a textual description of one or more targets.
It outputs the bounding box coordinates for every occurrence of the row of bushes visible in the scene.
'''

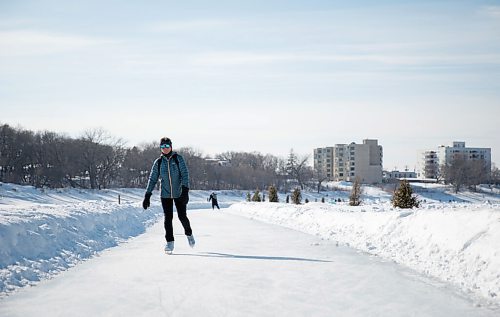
[246,180,419,209]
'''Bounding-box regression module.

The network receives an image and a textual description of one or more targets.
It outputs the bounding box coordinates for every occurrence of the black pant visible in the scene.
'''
[212,200,220,210]
[161,198,192,242]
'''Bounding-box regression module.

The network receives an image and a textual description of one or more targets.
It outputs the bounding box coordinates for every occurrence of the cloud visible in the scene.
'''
[147,19,234,32]
[0,18,36,28]
[480,5,500,18]
[190,51,500,67]
[0,30,111,56]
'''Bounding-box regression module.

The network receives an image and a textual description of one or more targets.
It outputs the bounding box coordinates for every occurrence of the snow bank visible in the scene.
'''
[227,201,500,306]
[0,184,164,296]
[0,183,248,296]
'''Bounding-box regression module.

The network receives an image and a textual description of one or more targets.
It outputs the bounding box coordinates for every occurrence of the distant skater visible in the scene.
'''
[208,192,220,210]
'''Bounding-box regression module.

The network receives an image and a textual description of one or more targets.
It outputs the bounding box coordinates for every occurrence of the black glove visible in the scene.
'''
[142,192,152,210]
[180,186,189,205]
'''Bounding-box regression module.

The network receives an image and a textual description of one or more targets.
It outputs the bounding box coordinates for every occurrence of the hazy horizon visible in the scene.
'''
[1,120,497,172]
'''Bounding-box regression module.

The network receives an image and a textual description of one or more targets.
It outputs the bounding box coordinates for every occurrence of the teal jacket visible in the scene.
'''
[145,152,189,198]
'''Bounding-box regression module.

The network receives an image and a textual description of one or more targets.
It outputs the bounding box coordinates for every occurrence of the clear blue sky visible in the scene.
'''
[1,0,499,170]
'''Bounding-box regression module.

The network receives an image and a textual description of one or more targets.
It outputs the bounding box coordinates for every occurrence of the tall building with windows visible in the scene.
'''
[313,147,334,180]
[417,141,491,179]
[416,150,439,179]
[314,139,383,184]
[437,141,491,167]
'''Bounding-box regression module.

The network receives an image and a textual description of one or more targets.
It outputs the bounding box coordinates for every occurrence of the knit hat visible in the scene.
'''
[160,137,172,147]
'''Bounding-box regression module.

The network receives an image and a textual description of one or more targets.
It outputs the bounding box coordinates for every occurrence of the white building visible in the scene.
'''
[313,147,334,180]
[438,141,491,167]
[383,170,417,180]
[416,150,439,179]
[417,141,491,179]
[314,139,383,184]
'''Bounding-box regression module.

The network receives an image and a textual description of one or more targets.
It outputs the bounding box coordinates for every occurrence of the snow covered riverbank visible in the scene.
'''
[1,181,500,309]
[0,183,248,296]
[0,185,158,295]
[227,201,500,307]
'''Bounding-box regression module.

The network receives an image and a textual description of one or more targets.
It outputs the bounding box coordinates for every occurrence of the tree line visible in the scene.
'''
[2,123,498,192]
[0,124,313,190]
[442,156,499,193]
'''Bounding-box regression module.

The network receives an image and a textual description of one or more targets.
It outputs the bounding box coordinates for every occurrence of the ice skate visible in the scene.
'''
[164,241,174,254]
[187,235,195,248]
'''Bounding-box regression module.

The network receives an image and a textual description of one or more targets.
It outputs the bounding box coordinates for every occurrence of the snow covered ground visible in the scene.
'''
[227,182,500,307]
[0,182,247,296]
[0,209,498,316]
[228,201,500,308]
[1,181,500,314]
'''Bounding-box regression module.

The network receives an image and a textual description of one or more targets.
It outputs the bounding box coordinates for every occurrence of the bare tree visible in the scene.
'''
[31,131,68,188]
[118,141,161,188]
[491,164,500,186]
[286,149,311,190]
[442,156,489,193]
[0,125,34,184]
[442,157,467,193]
[349,177,362,206]
[276,157,289,192]
[314,166,329,193]
[177,147,207,190]
[0,124,315,191]
[80,128,125,189]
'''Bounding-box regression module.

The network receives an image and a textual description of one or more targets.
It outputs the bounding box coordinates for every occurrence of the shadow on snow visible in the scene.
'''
[173,252,332,263]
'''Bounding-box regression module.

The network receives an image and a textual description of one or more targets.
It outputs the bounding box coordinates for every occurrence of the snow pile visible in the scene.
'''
[0,183,248,296]
[227,201,500,305]
[0,186,163,295]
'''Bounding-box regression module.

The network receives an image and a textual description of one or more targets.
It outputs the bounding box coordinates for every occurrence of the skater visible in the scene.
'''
[142,137,195,254]
[208,192,220,210]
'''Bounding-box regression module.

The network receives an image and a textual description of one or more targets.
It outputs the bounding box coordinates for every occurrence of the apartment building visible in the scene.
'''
[416,150,439,179]
[417,141,491,179]
[314,139,383,184]
[313,147,334,179]
[438,141,491,166]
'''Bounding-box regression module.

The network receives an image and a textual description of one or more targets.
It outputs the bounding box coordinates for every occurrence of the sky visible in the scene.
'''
[1,0,499,170]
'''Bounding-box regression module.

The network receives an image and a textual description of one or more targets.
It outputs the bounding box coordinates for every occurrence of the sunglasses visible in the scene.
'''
[160,144,171,149]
